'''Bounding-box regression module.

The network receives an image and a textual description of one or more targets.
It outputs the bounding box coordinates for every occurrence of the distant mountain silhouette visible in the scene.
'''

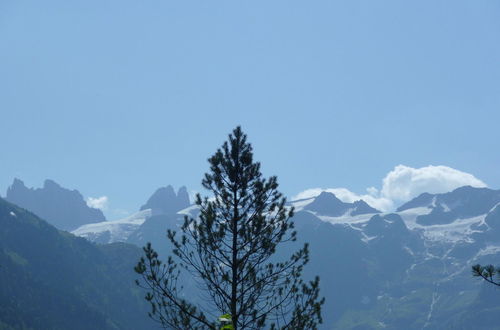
[128,186,191,249]
[304,191,380,216]
[73,185,191,244]
[5,178,105,231]
[140,185,190,215]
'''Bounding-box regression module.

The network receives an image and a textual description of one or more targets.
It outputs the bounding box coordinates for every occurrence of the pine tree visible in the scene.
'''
[472,264,500,287]
[135,126,324,329]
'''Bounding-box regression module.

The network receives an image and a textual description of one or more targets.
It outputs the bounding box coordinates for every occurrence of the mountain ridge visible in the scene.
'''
[293,191,381,217]
[73,185,191,244]
[5,178,105,231]
[23,182,500,329]
[0,197,153,329]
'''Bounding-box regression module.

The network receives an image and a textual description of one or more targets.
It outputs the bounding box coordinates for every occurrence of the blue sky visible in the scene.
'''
[1,1,499,219]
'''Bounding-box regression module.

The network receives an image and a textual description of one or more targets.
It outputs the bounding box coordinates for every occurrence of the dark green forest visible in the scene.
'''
[0,198,153,330]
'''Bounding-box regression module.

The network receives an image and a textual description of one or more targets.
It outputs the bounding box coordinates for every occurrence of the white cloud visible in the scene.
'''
[291,165,487,212]
[366,186,379,197]
[86,196,109,211]
[381,165,487,202]
[292,188,324,201]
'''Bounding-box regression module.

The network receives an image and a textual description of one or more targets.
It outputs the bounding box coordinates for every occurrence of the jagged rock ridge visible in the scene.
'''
[73,185,191,243]
[5,178,105,231]
[303,191,381,216]
[140,185,190,215]
[397,186,500,226]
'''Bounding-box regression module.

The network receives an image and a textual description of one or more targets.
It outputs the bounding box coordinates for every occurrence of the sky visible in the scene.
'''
[1,1,499,219]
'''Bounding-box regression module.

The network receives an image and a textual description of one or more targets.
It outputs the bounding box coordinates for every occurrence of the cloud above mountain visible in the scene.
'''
[86,196,109,211]
[380,165,486,202]
[292,165,487,212]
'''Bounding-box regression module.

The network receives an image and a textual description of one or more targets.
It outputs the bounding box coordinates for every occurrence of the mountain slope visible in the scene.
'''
[72,209,152,244]
[0,198,153,330]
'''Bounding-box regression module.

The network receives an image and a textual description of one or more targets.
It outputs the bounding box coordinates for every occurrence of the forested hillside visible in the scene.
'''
[0,198,154,330]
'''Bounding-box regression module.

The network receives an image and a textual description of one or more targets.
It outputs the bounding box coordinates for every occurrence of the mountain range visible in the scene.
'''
[5,179,105,231]
[289,187,500,329]
[3,178,500,329]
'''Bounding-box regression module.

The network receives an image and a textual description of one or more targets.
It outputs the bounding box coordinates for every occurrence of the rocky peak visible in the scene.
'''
[140,185,190,215]
[5,178,106,231]
[43,179,62,190]
[10,178,27,189]
[304,192,380,217]
[304,192,348,216]
[6,178,29,197]
[177,186,190,208]
[352,200,381,216]
[396,192,434,212]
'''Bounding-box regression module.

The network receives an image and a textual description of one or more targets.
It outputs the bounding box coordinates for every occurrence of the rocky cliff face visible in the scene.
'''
[73,185,191,244]
[5,178,105,231]
[140,185,190,215]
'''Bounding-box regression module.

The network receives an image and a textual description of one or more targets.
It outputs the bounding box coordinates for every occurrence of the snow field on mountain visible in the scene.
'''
[72,209,152,242]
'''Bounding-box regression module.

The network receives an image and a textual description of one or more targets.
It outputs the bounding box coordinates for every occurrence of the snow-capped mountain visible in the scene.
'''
[72,209,152,244]
[140,186,190,215]
[291,191,381,217]
[72,185,191,244]
[70,184,500,328]
[288,185,500,329]
[289,186,500,246]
